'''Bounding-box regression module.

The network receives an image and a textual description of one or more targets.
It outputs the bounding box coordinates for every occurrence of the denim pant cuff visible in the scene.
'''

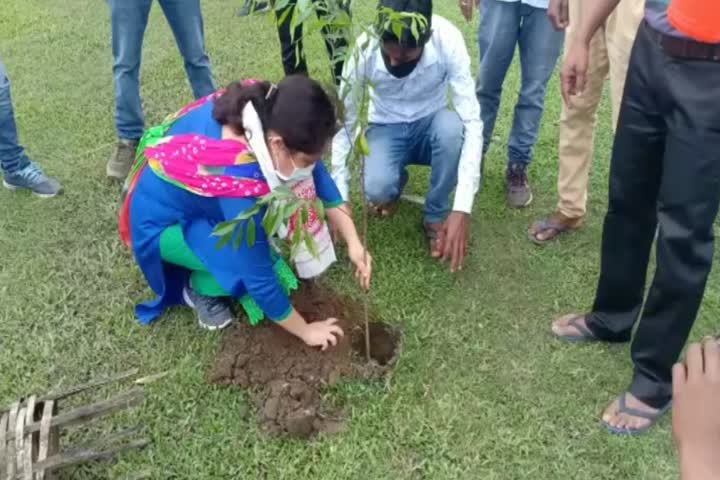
[1,152,31,175]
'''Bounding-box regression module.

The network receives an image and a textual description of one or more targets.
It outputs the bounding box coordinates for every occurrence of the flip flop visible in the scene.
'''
[552,315,599,343]
[528,218,576,245]
[602,393,672,436]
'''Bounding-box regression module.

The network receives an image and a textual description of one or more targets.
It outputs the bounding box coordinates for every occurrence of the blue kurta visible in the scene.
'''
[128,100,343,324]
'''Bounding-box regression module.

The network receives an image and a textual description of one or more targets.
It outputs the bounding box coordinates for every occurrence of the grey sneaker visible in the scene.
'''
[236,0,270,16]
[183,286,234,331]
[3,162,62,198]
[506,163,533,208]
[106,139,139,181]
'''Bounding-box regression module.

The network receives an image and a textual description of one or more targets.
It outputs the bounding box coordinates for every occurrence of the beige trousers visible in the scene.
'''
[556,0,644,219]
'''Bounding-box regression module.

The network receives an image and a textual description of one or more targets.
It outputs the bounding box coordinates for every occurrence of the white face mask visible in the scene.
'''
[270,137,316,183]
[276,161,315,183]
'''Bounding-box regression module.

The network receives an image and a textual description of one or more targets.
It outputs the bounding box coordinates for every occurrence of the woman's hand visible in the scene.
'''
[348,241,372,291]
[300,318,344,351]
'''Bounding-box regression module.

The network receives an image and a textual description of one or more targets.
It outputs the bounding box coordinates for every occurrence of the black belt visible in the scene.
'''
[646,21,720,62]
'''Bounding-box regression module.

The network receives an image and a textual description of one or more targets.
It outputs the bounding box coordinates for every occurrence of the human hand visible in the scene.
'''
[672,338,720,478]
[440,211,469,273]
[547,0,569,30]
[348,241,372,291]
[301,318,344,351]
[560,41,590,106]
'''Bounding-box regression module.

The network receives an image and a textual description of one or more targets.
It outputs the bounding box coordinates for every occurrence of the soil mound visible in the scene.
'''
[208,282,400,438]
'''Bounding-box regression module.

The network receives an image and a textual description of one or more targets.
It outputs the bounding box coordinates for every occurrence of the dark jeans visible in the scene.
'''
[0,59,30,174]
[108,0,215,140]
[587,22,720,408]
[276,0,349,86]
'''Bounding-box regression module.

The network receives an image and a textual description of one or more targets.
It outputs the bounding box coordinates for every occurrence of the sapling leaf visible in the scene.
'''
[246,217,257,247]
[232,224,245,249]
[213,220,238,238]
[216,233,233,250]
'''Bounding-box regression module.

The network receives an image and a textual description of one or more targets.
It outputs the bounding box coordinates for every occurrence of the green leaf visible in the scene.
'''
[411,19,419,41]
[283,201,301,221]
[246,217,257,247]
[392,21,403,41]
[232,224,245,249]
[277,5,292,26]
[314,199,325,221]
[292,222,302,246]
[274,0,291,10]
[303,230,320,259]
[212,221,237,238]
[262,206,278,235]
[354,133,369,156]
[215,234,233,250]
[300,205,309,227]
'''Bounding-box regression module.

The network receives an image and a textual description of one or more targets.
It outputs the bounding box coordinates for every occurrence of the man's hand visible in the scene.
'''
[672,339,720,479]
[440,211,470,273]
[459,0,479,21]
[560,41,590,106]
[547,0,570,30]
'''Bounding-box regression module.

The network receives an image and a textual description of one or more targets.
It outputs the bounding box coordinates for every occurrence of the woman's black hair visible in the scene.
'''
[377,0,433,48]
[212,75,336,155]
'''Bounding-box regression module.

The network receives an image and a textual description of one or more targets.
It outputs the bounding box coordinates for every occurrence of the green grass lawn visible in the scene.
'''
[1,1,718,478]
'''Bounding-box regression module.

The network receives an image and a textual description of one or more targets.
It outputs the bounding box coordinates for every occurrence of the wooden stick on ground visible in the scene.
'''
[5,389,143,442]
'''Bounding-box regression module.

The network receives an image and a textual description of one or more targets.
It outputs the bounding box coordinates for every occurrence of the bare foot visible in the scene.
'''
[602,392,661,431]
[551,313,590,337]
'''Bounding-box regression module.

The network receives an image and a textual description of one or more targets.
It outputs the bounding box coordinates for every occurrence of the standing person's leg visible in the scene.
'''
[604,0,643,128]
[0,59,61,197]
[529,2,609,242]
[551,25,665,347]
[0,60,28,176]
[621,30,720,426]
[506,3,563,208]
[160,0,215,99]
[476,0,520,157]
[276,0,308,77]
[107,0,152,180]
[362,122,411,213]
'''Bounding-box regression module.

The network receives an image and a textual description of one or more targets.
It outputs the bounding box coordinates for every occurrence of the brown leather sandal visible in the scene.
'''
[528,212,584,245]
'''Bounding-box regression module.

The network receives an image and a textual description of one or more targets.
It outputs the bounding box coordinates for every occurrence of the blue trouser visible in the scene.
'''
[108,0,215,140]
[363,109,463,224]
[0,59,30,175]
[477,0,564,167]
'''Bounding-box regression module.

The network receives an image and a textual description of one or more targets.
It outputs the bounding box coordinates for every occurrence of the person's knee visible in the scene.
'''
[363,164,401,205]
[430,111,464,163]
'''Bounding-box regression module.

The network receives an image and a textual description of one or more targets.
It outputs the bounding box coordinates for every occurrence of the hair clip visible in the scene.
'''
[265,83,278,100]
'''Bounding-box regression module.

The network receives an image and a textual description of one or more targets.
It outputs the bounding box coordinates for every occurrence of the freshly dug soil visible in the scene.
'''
[207,281,401,439]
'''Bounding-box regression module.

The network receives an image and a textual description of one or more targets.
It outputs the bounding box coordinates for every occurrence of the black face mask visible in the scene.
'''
[382,50,422,78]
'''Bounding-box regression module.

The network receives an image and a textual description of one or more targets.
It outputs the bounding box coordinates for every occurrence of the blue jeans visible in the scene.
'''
[108,0,215,140]
[364,109,463,224]
[477,0,564,167]
[0,60,30,175]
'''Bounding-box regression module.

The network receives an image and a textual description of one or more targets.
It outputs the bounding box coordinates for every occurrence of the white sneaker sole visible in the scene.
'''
[182,288,234,331]
[3,180,59,198]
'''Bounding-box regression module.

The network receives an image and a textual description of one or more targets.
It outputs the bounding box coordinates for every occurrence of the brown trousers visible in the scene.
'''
[556,0,644,219]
